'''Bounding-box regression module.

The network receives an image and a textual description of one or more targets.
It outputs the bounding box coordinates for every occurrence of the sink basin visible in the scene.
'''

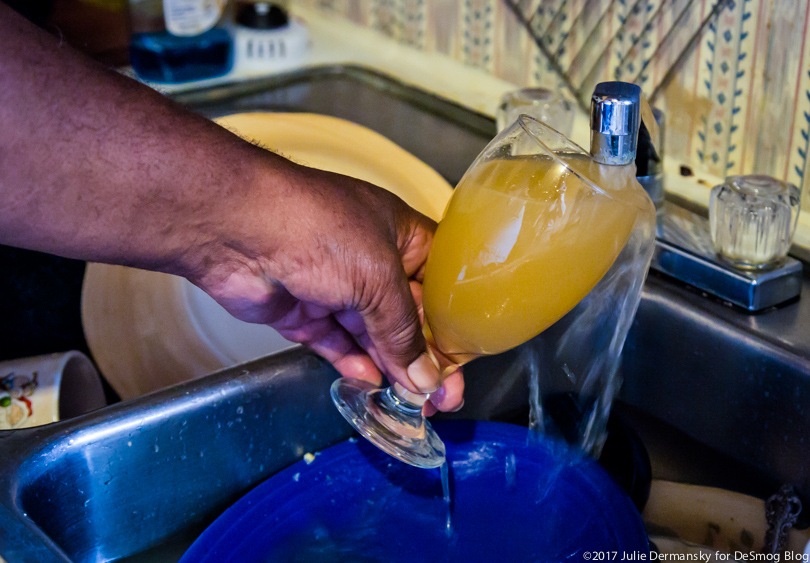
[171,64,496,186]
[2,65,810,562]
[0,350,352,562]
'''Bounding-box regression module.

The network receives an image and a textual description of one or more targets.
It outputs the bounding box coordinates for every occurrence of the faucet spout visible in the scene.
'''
[589,81,641,165]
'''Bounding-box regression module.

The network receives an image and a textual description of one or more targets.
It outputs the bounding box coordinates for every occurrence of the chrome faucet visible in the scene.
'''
[588,81,801,311]
[589,81,640,166]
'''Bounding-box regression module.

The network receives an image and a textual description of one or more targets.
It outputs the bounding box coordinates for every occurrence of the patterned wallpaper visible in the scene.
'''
[295,0,810,206]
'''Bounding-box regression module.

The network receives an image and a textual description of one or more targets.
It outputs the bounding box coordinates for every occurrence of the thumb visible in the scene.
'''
[359,268,441,395]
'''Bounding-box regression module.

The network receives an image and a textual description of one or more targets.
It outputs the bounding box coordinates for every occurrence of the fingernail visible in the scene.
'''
[407,353,440,394]
[450,399,465,413]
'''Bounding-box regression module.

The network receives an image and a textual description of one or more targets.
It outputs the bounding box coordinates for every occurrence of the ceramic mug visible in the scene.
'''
[0,351,107,430]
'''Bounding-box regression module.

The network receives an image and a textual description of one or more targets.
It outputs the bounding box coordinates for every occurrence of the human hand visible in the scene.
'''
[186,157,464,413]
[0,5,458,413]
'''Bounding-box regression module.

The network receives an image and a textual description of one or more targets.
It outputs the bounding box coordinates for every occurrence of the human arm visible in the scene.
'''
[0,4,464,411]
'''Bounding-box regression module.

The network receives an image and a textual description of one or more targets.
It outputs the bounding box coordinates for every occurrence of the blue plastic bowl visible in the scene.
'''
[180,420,649,562]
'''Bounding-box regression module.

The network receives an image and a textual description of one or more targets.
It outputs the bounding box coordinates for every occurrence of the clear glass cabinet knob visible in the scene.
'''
[709,175,801,270]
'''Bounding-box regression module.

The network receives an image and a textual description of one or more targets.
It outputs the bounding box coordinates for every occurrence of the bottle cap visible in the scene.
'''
[235,2,289,29]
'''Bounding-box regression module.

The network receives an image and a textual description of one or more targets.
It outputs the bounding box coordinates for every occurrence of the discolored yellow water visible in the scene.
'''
[422,153,649,361]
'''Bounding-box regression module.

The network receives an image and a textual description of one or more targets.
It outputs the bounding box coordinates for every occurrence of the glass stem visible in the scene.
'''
[386,383,427,416]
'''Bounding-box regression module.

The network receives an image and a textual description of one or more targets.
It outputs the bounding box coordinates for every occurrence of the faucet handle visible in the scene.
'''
[590,82,641,165]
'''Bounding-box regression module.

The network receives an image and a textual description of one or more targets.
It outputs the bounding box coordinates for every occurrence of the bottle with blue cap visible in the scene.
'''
[127,0,234,83]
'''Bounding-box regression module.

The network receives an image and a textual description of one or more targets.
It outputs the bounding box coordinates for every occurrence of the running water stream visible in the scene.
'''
[523,205,653,457]
[440,461,453,538]
[432,218,652,542]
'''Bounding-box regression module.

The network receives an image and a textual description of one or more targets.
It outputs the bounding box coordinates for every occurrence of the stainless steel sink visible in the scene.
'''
[0,350,353,562]
[171,64,496,186]
[2,65,810,562]
[0,345,533,563]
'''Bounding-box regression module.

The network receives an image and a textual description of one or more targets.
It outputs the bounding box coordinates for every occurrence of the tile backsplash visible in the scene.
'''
[296,0,810,207]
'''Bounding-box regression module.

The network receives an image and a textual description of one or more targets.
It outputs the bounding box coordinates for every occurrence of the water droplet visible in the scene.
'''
[236,406,244,414]
[153,444,160,453]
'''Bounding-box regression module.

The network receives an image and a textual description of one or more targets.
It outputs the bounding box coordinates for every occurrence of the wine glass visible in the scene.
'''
[332,115,655,468]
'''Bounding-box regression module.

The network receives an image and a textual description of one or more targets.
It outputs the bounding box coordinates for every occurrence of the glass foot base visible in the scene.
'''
[331,378,446,469]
